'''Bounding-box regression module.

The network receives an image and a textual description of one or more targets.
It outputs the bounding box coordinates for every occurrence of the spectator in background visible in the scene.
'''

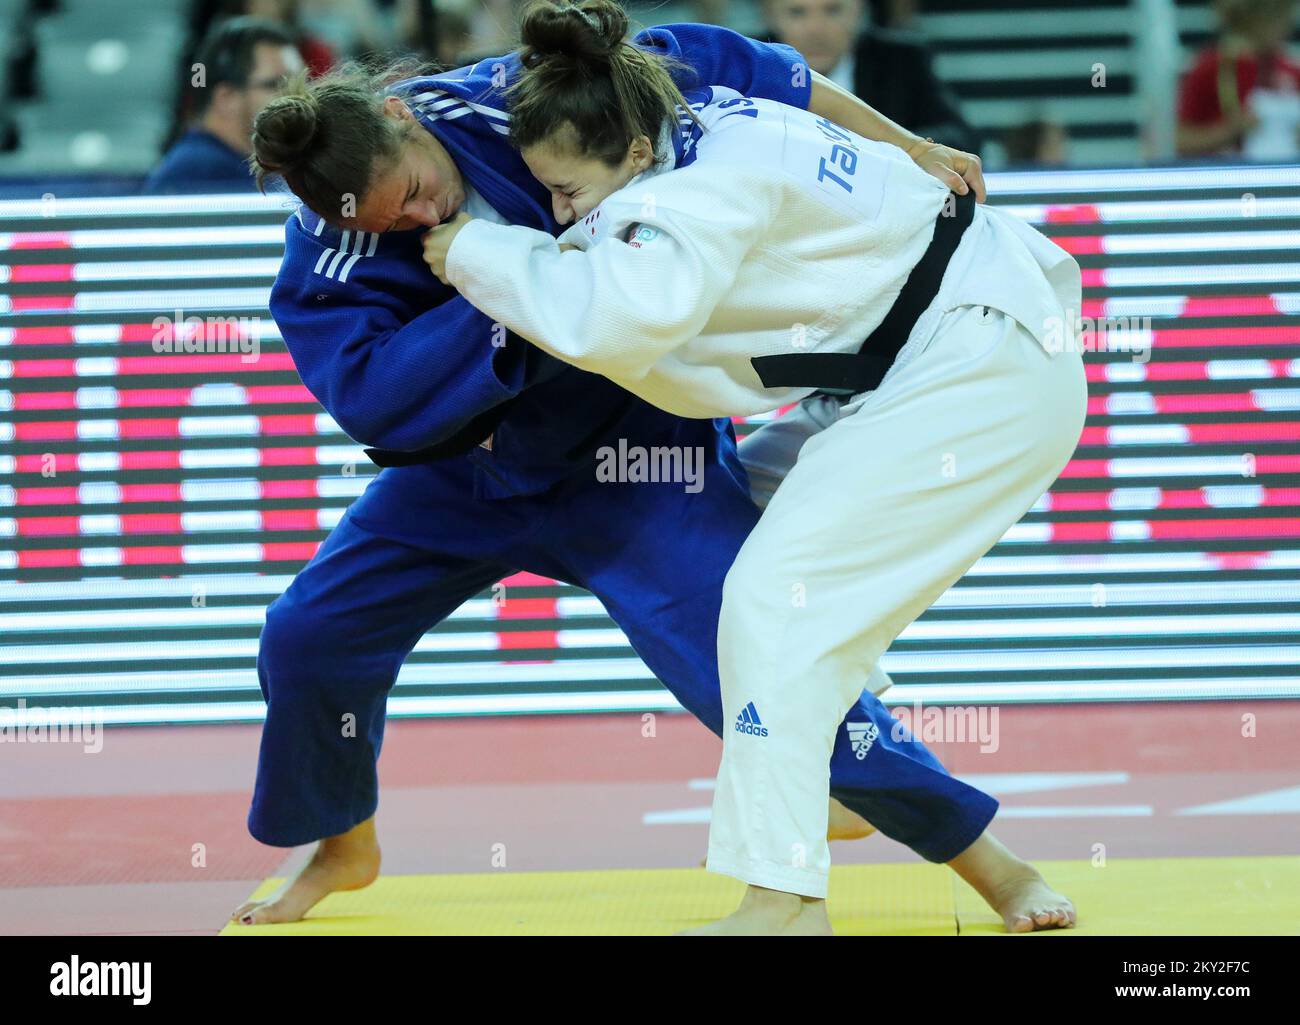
[1003,118,1069,168]
[144,18,302,194]
[690,0,733,25]
[190,0,341,77]
[868,0,918,30]
[764,0,978,153]
[1177,0,1300,159]
[296,0,390,63]
[166,1,337,159]
[396,0,476,68]
[467,0,522,57]
[246,0,338,75]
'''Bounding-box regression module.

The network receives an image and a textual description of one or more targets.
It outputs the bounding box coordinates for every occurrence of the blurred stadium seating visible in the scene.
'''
[915,0,1232,166]
[0,0,1293,186]
[1,0,190,179]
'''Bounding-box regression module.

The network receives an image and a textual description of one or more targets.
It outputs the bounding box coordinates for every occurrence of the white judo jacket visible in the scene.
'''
[445,87,1082,419]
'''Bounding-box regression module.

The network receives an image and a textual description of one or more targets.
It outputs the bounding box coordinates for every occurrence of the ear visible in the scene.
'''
[383,95,415,122]
[629,134,655,172]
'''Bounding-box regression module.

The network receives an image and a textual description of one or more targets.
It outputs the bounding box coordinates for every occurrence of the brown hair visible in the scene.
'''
[509,0,698,165]
[250,61,422,223]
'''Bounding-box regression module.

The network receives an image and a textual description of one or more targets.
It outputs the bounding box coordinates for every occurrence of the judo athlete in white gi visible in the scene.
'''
[425,4,1088,935]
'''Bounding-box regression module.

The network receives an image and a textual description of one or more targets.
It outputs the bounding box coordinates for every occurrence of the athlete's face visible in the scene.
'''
[522,126,656,225]
[766,0,864,76]
[347,98,466,233]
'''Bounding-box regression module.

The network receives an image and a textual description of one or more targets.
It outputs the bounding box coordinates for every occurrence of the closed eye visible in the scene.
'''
[385,176,421,232]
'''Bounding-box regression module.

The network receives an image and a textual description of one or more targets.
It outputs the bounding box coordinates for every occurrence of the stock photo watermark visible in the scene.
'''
[50,957,150,1005]
[1043,310,1153,363]
[884,701,1001,754]
[0,699,104,753]
[151,309,262,363]
[595,438,706,493]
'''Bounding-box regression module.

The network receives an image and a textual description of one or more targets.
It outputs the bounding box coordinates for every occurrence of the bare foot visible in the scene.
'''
[948,831,1076,933]
[680,886,833,936]
[231,817,381,926]
[991,872,1076,933]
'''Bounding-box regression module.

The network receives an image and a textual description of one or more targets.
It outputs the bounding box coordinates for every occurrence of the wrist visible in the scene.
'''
[904,135,936,159]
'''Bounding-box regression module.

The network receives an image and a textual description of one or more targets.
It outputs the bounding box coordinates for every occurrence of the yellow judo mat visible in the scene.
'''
[222,856,1300,936]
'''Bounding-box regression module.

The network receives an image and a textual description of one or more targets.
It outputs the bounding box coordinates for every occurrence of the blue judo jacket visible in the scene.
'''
[269,24,813,498]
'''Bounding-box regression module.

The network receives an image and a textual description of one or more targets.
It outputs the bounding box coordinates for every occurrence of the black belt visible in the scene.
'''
[750,188,976,396]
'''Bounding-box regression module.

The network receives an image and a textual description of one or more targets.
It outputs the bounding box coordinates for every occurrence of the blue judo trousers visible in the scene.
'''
[249,23,999,860]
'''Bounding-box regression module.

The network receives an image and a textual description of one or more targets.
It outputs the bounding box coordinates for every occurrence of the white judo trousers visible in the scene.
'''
[709,304,1087,898]
[741,425,895,702]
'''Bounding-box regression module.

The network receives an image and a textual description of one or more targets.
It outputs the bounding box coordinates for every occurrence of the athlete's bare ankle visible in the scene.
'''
[319,818,377,854]
[740,886,812,916]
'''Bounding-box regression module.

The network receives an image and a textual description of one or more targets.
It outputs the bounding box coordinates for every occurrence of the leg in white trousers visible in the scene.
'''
[740,404,896,701]
[707,304,1087,898]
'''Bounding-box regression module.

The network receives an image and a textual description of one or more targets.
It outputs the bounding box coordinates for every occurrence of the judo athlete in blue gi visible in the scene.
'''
[234,12,1071,933]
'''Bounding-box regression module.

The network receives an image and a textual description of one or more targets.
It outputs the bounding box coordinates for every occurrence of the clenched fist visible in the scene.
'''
[906,138,987,203]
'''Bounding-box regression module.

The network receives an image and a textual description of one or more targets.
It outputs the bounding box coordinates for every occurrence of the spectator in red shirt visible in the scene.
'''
[1177,0,1300,158]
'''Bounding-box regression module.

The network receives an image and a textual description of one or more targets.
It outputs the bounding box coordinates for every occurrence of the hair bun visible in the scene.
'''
[251,92,320,175]
[519,0,628,67]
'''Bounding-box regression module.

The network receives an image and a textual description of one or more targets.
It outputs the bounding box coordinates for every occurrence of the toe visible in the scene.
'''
[238,902,278,926]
